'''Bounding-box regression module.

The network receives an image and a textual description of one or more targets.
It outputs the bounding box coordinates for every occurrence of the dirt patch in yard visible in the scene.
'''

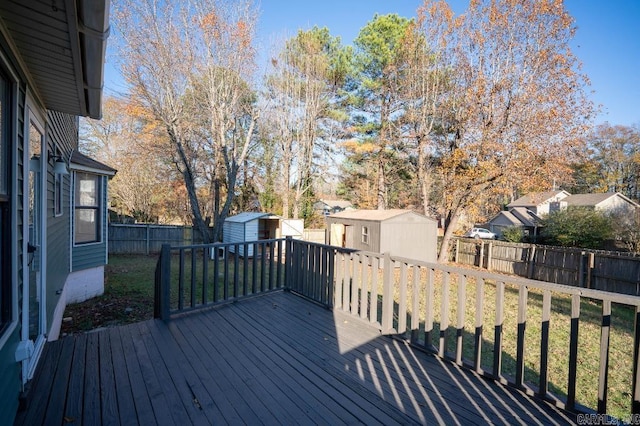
[60,254,156,336]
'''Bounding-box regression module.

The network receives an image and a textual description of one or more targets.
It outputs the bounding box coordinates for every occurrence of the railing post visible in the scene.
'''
[159,243,171,321]
[381,252,394,334]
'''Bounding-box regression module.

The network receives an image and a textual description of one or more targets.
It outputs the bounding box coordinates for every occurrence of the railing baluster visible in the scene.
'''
[493,281,505,379]
[516,285,528,388]
[276,239,283,289]
[178,248,185,310]
[327,248,334,307]
[260,242,267,293]
[351,253,360,316]
[598,300,611,413]
[439,271,450,357]
[566,293,581,411]
[474,278,484,373]
[233,243,240,298]
[633,306,640,415]
[223,247,229,300]
[243,244,249,296]
[213,246,219,303]
[411,265,420,344]
[190,248,196,308]
[370,257,379,325]
[160,244,171,321]
[343,253,352,311]
[398,262,408,335]
[334,252,343,309]
[315,245,321,301]
[360,254,369,320]
[269,242,275,291]
[202,247,208,305]
[425,268,435,350]
[252,242,258,294]
[539,289,551,397]
[381,253,394,334]
[456,274,466,366]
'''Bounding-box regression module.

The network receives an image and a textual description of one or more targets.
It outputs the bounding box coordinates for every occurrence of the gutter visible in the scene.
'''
[70,0,111,119]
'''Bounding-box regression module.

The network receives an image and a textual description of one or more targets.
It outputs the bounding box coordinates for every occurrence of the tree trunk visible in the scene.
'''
[377,158,386,210]
[438,208,461,263]
[167,126,211,243]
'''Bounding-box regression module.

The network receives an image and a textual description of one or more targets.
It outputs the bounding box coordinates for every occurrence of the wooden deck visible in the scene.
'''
[15,291,574,425]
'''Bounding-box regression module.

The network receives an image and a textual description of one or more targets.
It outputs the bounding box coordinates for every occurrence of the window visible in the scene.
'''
[74,172,101,244]
[0,68,12,333]
[361,226,369,244]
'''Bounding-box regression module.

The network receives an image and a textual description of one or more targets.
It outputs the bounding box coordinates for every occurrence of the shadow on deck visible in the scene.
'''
[15,291,574,425]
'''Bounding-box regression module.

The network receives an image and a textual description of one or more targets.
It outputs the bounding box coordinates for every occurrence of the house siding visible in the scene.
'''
[45,112,74,329]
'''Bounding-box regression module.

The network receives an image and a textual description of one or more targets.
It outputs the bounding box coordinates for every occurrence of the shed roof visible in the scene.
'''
[225,212,277,223]
[328,209,430,222]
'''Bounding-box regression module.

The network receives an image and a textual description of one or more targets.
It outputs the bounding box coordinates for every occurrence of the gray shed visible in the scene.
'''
[325,209,438,263]
[223,212,303,257]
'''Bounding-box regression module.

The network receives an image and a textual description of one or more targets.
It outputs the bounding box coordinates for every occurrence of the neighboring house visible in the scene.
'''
[488,207,543,239]
[314,199,353,215]
[490,191,640,238]
[223,212,304,257]
[0,2,109,423]
[506,190,570,216]
[561,192,640,216]
[325,209,438,263]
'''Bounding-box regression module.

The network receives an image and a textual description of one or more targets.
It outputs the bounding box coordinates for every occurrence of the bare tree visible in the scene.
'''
[112,0,259,242]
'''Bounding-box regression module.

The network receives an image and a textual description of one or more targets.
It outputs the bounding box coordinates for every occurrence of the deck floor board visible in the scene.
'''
[15,291,574,425]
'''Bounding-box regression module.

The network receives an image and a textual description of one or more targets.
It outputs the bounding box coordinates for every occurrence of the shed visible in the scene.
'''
[223,213,304,257]
[325,209,438,263]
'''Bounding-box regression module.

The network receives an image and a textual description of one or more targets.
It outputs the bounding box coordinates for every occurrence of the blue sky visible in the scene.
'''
[105,0,640,127]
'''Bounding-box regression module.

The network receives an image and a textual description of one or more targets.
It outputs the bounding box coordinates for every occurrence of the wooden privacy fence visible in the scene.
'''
[109,224,197,254]
[155,237,640,419]
[453,238,640,295]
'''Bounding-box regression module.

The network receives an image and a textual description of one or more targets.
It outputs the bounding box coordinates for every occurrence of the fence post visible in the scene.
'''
[159,244,171,321]
[478,242,485,269]
[381,252,394,334]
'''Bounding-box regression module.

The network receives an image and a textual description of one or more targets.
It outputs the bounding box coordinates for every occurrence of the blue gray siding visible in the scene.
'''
[45,112,75,327]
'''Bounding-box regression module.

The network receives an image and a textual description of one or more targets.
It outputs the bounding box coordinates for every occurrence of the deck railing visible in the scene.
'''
[155,238,640,419]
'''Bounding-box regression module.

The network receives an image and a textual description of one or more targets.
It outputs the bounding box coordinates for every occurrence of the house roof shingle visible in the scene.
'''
[507,190,569,208]
[70,151,117,175]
